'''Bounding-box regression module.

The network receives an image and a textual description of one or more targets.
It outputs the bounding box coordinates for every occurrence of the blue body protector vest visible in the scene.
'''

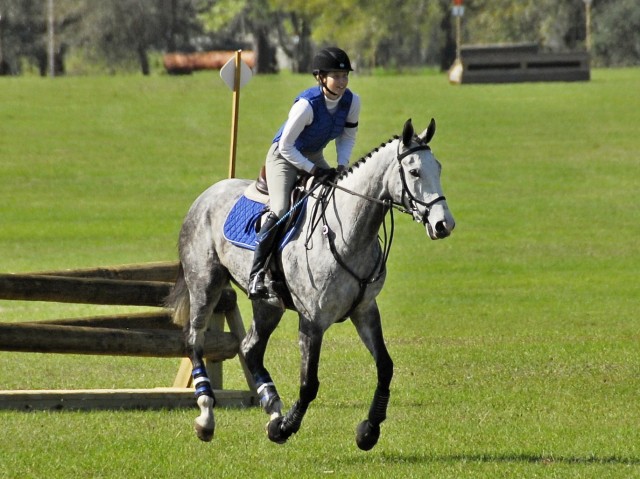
[273,86,353,153]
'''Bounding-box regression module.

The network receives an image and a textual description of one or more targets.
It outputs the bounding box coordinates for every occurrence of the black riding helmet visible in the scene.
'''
[312,47,353,75]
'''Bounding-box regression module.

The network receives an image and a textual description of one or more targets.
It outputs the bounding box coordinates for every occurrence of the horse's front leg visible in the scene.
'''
[267,317,323,444]
[241,300,286,421]
[350,300,394,451]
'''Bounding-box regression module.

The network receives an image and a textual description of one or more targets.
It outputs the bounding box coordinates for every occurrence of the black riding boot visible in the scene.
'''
[248,212,281,299]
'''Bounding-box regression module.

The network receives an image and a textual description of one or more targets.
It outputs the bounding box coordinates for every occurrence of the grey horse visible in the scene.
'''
[165,118,455,450]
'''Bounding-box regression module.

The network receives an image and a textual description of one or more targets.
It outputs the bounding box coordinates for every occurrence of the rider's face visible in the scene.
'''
[322,71,349,99]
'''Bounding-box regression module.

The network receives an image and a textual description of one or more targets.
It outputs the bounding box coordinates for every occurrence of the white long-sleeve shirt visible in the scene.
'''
[276,93,361,173]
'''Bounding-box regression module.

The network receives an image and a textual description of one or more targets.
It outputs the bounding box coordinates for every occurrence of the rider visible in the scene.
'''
[248,47,361,299]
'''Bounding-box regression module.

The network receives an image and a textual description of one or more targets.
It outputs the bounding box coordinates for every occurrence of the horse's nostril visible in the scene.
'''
[435,221,451,239]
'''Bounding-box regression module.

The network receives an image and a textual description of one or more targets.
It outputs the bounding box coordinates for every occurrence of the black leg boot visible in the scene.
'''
[248,212,281,299]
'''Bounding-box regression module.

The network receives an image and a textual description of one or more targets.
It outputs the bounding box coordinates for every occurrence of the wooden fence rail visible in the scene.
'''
[0,322,238,360]
[0,262,257,411]
[29,261,180,281]
[0,274,171,306]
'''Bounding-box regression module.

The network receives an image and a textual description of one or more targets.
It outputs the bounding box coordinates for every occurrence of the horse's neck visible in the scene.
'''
[344,141,398,198]
[325,141,398,247]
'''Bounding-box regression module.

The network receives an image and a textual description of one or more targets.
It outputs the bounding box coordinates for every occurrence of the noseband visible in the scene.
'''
[396,143,446,224]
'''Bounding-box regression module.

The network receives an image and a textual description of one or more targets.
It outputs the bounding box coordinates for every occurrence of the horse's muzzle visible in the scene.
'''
[427,220,453,240]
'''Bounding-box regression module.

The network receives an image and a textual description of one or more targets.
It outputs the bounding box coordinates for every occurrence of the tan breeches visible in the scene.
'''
[265,143,330,218]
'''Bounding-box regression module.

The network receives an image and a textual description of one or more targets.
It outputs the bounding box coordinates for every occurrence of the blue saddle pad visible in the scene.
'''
[223,195,306,251]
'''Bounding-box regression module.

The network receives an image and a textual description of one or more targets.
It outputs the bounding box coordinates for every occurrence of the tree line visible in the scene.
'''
[0,0,637,76]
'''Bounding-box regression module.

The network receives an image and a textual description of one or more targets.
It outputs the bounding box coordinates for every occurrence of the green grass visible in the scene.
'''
[1,68,639,478]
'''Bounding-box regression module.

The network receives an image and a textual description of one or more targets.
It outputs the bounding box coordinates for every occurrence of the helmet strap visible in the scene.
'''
[317,73,338,97]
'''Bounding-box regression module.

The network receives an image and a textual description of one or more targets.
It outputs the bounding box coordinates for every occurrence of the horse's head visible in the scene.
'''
[395,118,455,240]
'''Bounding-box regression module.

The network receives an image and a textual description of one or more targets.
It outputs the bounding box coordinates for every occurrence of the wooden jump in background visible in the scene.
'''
[457,43,590,84]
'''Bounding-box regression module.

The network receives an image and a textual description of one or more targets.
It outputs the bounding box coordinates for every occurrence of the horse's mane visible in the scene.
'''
[338,135,400,180]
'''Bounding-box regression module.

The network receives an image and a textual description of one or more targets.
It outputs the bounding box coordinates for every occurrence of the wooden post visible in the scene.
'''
[225,303,257,391]
[175,50,252,388]
[228,49,242,179]
[47,0,55,77]
[584,0,592,52]
[455,15,461,63]
[206,313,225,389]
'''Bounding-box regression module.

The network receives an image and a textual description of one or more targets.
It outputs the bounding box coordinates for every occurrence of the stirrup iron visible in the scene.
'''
[248,271,269,299]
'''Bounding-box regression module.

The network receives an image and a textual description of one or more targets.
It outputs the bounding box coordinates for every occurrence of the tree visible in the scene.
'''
[593,0,640,66]
[268,0,449,71]
[158,0,204,52]
[198,0,279,73]
[76,0,204,75]
[1,0,638,75]
[462,0,587,50]
[79,1,157,75]
[267,0,318,73]
[272,10,313,73]
[0,0,81,75]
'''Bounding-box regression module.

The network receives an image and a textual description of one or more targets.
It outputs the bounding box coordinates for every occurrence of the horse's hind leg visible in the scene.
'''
[241,300,286,421]
[184,265,227,442]
[350,300,394,451]
[266,316,324,444]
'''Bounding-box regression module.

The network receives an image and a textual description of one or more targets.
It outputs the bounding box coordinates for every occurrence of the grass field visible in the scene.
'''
[1,68,639,478]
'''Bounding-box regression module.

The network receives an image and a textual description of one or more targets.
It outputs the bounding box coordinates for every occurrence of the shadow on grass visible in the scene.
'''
[435,453,640,466]
[347,452,640,467]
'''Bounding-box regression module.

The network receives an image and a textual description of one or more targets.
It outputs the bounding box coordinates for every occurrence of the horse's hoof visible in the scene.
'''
[266,416,288,445]
[194,422,214,442]
[355,420,380,451]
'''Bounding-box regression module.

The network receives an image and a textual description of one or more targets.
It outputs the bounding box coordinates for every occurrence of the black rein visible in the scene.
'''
[302,140,443,321]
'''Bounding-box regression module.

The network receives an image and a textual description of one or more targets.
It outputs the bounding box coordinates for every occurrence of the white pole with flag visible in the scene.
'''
[220,50,253,179]
[173,51,252,389]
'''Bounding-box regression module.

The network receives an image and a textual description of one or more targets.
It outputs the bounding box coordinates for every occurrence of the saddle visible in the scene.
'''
[243,166,311,230]
[252,165,309,201]
[223,166,311,251]
[255,166,269,195]
[222,166,312,308]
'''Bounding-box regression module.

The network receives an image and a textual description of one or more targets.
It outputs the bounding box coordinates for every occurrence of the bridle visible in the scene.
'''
[319,140,446,225]
[303,138,446,319]
[396,142,447,225]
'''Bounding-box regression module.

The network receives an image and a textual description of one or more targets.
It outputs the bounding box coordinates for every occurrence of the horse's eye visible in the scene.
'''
[409,169,420,178]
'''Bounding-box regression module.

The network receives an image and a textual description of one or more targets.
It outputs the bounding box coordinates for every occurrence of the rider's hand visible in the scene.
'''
[311,166,337,184]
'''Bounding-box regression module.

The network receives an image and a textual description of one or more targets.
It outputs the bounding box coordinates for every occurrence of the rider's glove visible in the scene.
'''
[311,166,337,184]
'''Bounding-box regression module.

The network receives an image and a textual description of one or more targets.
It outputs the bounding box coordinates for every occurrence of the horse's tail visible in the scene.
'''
[164,262,190,328]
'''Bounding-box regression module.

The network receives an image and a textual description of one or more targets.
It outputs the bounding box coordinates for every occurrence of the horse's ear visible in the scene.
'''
[402,118,414,147]
[418,118,436,145]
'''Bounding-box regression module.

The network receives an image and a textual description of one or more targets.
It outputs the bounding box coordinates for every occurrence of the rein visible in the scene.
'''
[304,184,394,321]
[301,140,443,320]
[327,143,446,221]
